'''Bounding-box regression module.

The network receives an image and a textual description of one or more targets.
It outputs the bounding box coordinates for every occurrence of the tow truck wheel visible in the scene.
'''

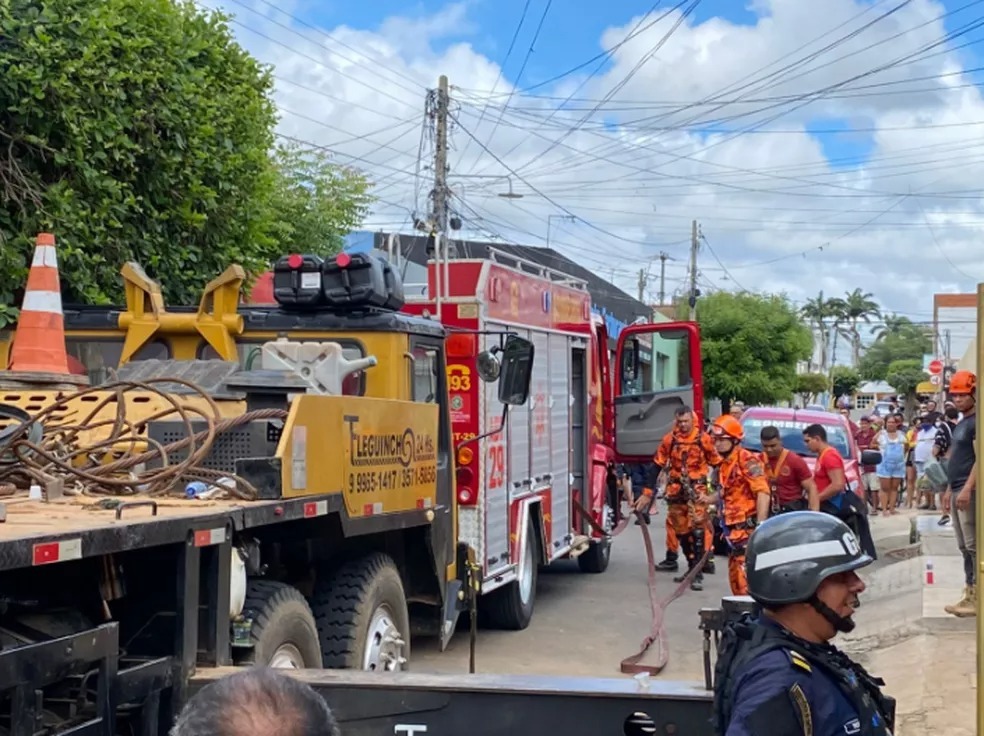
[482,520,539,630]
[578,502,613,574]
[236,580,323,669]
[312,552,411,671]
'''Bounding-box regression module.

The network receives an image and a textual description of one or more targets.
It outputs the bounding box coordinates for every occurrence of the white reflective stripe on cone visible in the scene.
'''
[31,246,58,268]
[21,290,63,315]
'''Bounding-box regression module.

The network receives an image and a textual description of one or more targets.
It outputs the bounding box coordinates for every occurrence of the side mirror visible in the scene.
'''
[497,335,534,406]
[622,337,640,383]
[476,349,502,382]
[860,449,882,467]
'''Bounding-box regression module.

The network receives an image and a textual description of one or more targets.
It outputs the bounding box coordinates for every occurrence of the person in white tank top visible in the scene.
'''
[911,415,939,509]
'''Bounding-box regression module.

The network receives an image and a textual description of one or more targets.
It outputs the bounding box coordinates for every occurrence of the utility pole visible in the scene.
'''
[637,268,646,303]
[658,251,668,305]
[431,75,450,237]
[688,220,699,321]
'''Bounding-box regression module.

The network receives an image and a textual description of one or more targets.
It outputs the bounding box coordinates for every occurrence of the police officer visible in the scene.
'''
[714,512,895,736]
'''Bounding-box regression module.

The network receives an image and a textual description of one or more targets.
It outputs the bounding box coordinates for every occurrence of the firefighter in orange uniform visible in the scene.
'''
[708,415,772,595]
[635,406,721,591]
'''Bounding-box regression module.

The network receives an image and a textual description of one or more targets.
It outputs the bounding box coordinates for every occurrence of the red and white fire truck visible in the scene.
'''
[399,244,618,629]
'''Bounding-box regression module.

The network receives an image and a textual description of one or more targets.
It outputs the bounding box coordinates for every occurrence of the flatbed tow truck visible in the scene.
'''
[0,244,728,736]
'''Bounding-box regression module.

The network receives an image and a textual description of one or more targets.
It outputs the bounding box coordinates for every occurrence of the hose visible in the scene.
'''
[0,378,288,502]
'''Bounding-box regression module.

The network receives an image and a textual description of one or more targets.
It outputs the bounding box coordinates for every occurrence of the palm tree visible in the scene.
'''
[872,313,911,342]
[800,292,843,373]
[840,288,881,367]
[826,296,849,368]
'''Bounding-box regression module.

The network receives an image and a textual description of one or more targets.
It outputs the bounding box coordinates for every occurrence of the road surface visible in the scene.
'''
[415,515,721,681]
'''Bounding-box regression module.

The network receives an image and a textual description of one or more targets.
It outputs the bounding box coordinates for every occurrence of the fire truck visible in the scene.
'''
[395,244,619,629]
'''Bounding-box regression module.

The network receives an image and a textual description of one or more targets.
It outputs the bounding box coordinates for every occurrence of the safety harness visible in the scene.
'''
[713,614,896,736]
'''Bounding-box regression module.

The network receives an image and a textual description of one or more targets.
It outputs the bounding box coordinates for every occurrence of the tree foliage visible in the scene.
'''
[795,372,829,400]
[886,359,927,402]
[858,318,932,381]
[266,143,372,258]
[0,0,374,319]
[831,366,862,399]
[694,292,814,405]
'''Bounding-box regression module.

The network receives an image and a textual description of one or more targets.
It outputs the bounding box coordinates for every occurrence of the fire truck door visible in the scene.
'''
[483,327,512,575]
[612,323,702,463]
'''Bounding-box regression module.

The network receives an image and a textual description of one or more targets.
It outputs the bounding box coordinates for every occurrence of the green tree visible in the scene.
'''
[885,359,928,412]
[831,366,862,399]
[693,292,814,406]
[839,288,880,367]
[799,291,842,373]
[1,0,374,320]
[795,372,829,403]
[266,143,373,258]
[859,319,932,381]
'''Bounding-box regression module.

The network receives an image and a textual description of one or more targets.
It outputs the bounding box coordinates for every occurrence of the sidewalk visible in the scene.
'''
[844,509,976,736]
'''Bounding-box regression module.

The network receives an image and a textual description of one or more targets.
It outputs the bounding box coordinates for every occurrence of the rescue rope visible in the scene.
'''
[574,495,712,677]
[0,378,287,501]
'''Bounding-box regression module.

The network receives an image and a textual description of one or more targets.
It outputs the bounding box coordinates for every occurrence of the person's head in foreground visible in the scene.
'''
[170,667,340,736]
[745,511,872,643]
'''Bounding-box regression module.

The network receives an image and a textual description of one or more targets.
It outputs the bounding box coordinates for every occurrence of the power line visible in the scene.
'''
[456,0,532,166]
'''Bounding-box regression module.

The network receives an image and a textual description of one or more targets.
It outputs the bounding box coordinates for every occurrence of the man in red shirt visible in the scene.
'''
[803,424,847,504]
[802,422,877,561]
[759,426,819,513]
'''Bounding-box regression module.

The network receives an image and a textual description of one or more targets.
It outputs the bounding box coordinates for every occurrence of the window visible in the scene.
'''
[66,339,124,384]
[655,352,669,391]
[410,343,439,403]
[621,330,692,397]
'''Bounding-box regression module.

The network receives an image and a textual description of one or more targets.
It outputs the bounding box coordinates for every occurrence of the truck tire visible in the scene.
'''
[311,553,411,671]
[578,502,613,574]
[236,580,323,669]
[483,521,538,630]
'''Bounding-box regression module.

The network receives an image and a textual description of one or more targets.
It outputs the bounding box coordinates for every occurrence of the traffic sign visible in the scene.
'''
[928,359,944,375]
[930,374,942,386]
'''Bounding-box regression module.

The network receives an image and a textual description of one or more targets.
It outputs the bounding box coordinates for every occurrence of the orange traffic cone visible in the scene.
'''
[8,233,70,374]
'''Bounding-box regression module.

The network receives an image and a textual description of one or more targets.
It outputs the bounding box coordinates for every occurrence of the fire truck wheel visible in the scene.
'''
[482,521,539,630]
[235,580,323,669]
[578,503,613,574]
[312,552,411,672]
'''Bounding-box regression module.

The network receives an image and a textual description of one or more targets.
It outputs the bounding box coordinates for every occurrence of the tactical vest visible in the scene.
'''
[713,614,895,736]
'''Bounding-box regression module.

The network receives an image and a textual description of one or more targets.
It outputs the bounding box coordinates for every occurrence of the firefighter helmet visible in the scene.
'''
[711,415,744,441]
[949,370,977,396]
[745,511,872,608]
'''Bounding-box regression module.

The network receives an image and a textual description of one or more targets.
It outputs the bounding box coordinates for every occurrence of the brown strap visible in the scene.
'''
[572,495,710,676]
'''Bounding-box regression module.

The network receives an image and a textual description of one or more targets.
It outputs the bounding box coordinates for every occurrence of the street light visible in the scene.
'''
[448,174,524,200]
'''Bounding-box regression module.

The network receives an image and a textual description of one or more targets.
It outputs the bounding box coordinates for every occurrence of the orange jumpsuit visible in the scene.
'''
[653,426,721,571]
[716,447,770,595]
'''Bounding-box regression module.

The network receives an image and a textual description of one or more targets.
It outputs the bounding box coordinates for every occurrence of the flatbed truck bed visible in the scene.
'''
[0,491,425,571]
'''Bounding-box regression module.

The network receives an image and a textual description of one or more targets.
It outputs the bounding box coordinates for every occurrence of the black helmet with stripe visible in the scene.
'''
[745,511,873,609]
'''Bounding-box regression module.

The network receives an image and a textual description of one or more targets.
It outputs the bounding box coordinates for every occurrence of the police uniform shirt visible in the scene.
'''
[725,619,867,736]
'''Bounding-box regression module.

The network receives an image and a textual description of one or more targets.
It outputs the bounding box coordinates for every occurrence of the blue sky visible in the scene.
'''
[294,0,984,175]
[237,0,984,319]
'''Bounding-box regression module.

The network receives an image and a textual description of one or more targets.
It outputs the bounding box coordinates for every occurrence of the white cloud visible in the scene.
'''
[206,0,984,319]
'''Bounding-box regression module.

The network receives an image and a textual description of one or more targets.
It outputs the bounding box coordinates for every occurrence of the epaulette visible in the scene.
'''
[784,649,812,674]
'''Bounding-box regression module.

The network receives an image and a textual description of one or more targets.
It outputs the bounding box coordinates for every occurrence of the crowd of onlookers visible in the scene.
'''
[847,398,959,521]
